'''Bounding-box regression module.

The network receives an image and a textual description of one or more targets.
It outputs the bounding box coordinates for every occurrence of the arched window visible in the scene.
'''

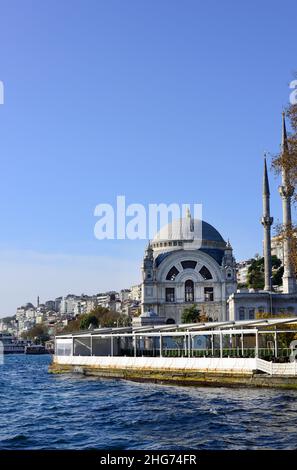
[166,266,179,281]
[199,266,212,280]
[239,307,245,321]
[204,287,214,301]
[185,280,194,302]
[165,288,175,302]
[181,260,197,270]
[249,309,255,319]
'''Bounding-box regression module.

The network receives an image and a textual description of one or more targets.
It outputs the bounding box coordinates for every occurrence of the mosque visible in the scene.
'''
[140,113,297,324]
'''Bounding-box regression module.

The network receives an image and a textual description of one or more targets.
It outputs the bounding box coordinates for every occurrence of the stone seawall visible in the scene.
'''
[49,356,297,390]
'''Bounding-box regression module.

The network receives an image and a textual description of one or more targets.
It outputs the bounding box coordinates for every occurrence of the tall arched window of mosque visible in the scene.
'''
[185,280,194,302]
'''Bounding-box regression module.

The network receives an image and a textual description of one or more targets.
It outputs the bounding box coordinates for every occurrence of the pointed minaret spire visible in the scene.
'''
[279,112,296,293]
[282,111,289,154]
[262,155,273,291]
[263,156,270,195]
[185,206,194,232]
[145,240,153,259]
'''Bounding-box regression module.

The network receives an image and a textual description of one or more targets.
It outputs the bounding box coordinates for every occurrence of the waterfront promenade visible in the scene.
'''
[50,318,297,389]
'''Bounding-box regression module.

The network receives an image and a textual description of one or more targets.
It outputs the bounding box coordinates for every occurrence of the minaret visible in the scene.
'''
[142,241,154,282]
[261,157,273,291]
[185,206,194,232]
[279,112,296,293]
[141,241,155,313]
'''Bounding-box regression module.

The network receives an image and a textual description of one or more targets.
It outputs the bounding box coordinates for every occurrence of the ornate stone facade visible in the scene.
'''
[141,213,237,323]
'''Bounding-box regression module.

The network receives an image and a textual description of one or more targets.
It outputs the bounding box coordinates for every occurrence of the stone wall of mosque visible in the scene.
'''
[158,300,225,324]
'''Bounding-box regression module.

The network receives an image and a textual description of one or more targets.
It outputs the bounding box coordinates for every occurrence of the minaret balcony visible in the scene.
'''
[261,216,273,227]
[279,185,294,198]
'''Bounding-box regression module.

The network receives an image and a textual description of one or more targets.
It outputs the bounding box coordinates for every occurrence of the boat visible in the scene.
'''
[25,344,49,355]
[0,333,26,354]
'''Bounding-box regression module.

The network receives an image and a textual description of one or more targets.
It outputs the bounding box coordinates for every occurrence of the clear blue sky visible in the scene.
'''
[0,0,296,315]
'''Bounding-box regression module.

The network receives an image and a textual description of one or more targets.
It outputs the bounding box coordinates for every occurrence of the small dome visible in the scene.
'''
[23,302,34,309]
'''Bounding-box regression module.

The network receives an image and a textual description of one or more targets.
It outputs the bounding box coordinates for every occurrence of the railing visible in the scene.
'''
[256,358,274,374]
[256,358,297,376]
[54,354,297,376]
[119,347,292,361]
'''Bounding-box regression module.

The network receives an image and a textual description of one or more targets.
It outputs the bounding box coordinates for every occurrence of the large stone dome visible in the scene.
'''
[153,217,225,243]
[150,217,226,256]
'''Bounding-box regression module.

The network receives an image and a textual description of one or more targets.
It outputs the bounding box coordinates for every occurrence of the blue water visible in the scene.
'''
[0,355,297,450]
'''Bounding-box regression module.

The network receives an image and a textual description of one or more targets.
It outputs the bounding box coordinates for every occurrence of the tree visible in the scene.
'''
[1,315,15,323]
[255,312,297,349]
[85,305,131,328]
[272,105,297,198]
[247,258,264,290]
[181,304,206,323]
[59,318,81,333]
[272,91,297,273]
[21,323,49,344]
[247,256,283,290]
[60,305,131,334]
[79,313,99,330]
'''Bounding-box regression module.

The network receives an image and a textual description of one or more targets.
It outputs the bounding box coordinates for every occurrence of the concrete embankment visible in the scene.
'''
[49,356,297,390]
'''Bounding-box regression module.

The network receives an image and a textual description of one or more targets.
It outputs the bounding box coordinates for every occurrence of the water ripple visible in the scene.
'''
[0,355,297,449]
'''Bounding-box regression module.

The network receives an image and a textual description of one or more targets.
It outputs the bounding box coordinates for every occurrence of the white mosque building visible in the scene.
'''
[140,113,297,324]
[141,214,237,323]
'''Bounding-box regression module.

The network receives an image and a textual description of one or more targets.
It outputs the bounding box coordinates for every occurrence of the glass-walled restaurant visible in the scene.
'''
[55,318,297,363]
